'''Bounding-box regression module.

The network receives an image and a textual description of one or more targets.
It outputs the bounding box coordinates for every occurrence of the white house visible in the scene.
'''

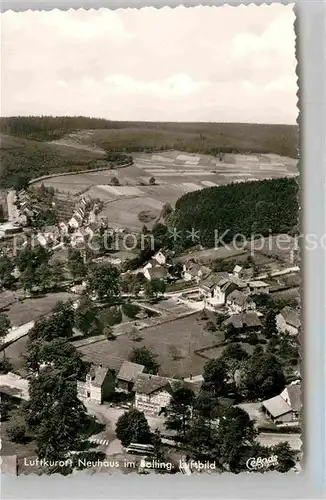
[248,280,270,295]
[59,221,69,234]
[232,265,244,279]
[276,306,301,336]
[262,380,301,423]
[133,373,180,416]
[68,212,83,229]
[77,365,111,404]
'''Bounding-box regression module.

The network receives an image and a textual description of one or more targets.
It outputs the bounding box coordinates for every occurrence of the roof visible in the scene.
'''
[148,266,167,279]
[133,373,179,395]
[200,272,229,290]
[117,361,145,383]
[224,312,262,329]
[87,365,108,387]
[279,307,301,329]
[227,290,249,307]
[231,277,248,288]
[286,381,301,411]
[249,280,269,288]
[263,394,292,418]
[185,262,210,278]
[233,265,243,274]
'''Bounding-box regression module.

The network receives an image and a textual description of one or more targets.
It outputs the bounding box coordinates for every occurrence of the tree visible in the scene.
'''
[216,406,257,472]
[193,390,222,422]
[240,352,286,400]
[202,359,228,398]
[25,337,89,379]
[29,300,75,342]
[74,296,103,336]
[129,346,159,374]
[50,259,65,287]
[186,418,219,461]
[0,313,11,338]
[86,263,120,303]
[144,279,165,300]
[110,176,120,186]
[220,344,249,383]
[0,352,13,373]
[272,442,297,472]
[16,246,51,292]
[25,368,89,464]
[161,202,173,219]
[149,176,156,185]
[67,248,86,281]
[165,387,195,439]
[0,399,13,421]
[263,309,278,336]
[115,408,151,447]
[0,254,15,289]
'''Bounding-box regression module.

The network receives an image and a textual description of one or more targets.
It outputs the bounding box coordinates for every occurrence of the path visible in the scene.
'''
[256,266,300,280]
[1,320,35,346]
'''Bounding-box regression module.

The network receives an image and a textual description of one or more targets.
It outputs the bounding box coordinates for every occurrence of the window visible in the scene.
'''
[87,391,91,398]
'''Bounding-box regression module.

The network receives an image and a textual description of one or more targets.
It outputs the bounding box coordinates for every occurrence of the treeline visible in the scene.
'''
[0,116,298,158]
[170,177,299,248]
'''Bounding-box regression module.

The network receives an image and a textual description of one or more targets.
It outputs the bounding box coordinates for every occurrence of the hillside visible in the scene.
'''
[170,177,299,248]
[0,134,131,189]
[0,116,298,155]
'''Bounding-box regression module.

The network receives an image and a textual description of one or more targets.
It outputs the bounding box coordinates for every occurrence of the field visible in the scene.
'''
[76,312,224,379]
[4,292,75,327]
[36,150,298,231]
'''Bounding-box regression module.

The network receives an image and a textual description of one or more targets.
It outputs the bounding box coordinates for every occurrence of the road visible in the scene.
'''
[2,320,35,346]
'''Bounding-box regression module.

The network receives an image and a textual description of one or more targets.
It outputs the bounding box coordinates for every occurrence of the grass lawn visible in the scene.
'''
[77,311,221,379]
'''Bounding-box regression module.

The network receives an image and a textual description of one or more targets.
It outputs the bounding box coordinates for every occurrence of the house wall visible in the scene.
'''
[144,268,151,281]
[116,379,131,392]
[135,389,172,415]
[77,380,102,404]
[213,287,226,304]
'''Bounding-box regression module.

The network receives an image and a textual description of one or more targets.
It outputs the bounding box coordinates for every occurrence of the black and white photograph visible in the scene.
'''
[0,4,301,477]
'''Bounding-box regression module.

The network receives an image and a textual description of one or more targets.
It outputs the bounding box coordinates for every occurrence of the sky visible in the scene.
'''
[0,5,297,124]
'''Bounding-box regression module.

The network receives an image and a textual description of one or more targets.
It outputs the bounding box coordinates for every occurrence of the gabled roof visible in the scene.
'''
[279,307,301,329]
[249,280,269,288]
[117,361,145,383]
[263,394,292,418]
[233,265,243,274]
[133,373,179,395]
[87,365,108,387]
[227,290,250,307]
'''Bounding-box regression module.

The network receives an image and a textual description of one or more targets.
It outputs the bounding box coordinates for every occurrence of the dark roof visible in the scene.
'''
[148,266,167,279]
[286,382,301,411]
[117,361,145,383]
[224,312,261,329]
[279,307,301,329]
[227,290,249,306]
[200,272,229,290]
[133,373,179,395]
[87,366,108,387]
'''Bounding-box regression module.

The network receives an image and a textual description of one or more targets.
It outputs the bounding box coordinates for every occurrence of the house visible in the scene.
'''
[153,250,167,266]
[71,227,93,247]
[116,361,145,392]
[144,265,168,281]
[59,221,69,234]
[232,265,244,278]
[226,290,256,314]
[182,261,211,283]
[77,365,113,404]
[68,212,83,229]
[276,306,301,336]
[223,312,262,330]
[248,280,270,295]
[134,373,180,416]
[199,273,247,307]
[262,380,301,423]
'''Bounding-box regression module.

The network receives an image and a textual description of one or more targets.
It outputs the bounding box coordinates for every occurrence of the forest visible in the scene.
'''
[0,116,298,157]
[170,177,299,248]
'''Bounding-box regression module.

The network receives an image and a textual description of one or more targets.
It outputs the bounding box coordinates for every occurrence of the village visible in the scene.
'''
[0,178,301,475]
